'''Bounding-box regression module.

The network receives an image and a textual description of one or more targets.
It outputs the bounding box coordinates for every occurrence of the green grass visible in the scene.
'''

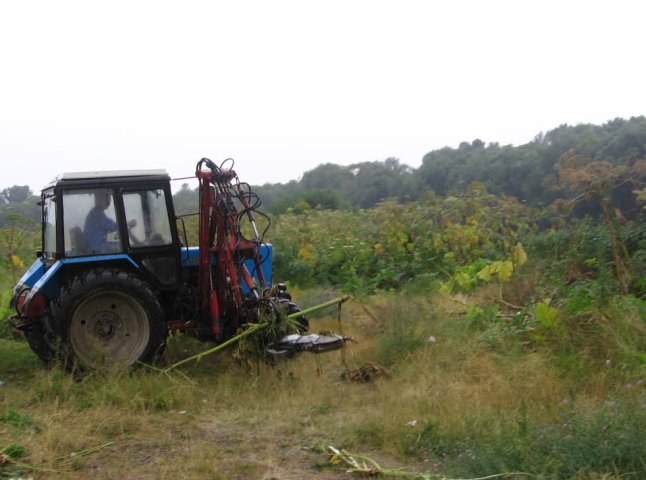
[0,337,40,375]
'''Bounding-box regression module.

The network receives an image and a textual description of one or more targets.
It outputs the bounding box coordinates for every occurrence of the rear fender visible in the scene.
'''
[10,258,46,309]
[20,254,140,316]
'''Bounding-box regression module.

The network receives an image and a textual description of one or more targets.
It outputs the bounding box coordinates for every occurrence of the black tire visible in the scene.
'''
[51,269,167,370]
[274,298,309,332]
[23,318,56,363]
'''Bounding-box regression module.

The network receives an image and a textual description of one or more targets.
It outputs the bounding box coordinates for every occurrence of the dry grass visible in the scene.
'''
[1,290,643,479]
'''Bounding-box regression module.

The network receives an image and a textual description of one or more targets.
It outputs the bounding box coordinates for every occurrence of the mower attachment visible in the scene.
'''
[267,333,347,357]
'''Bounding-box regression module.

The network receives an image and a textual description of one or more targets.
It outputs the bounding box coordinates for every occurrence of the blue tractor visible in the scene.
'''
[10,158,340,370]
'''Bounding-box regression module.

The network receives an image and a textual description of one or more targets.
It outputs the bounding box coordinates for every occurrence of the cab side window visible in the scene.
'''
[43,195,57,260]
[123,190,172,248]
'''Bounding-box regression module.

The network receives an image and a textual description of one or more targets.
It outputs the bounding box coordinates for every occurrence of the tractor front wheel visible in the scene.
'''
[52,270,167,370]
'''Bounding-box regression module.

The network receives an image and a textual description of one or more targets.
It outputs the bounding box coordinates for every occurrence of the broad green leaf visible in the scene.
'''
[535,301,558,329]
[454,272,474,290]
[10,254,24,269]
[439,282,452,295]
[512,243,527,266]
[477,264,495,282]
[497,260,514,282]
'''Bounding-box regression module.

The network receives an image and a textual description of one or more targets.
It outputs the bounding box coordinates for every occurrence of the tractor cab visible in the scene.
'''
[39,170,182,289]
[12,169,183,324]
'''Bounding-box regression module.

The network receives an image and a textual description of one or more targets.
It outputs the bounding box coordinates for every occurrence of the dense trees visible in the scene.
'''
[0,185,32,204]
[417,117,646,210]
[0,186,40,230]
[258,116,646,214]
[258,158,421,212]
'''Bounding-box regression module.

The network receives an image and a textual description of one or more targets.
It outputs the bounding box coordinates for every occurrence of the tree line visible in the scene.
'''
[2,116,645,224]
[177,116,646,217]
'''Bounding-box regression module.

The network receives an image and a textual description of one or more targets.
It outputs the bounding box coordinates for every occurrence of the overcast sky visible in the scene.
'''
[1,0,644,193]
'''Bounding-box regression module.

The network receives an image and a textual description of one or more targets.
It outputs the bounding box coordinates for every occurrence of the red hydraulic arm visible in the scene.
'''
[195,158,268,339]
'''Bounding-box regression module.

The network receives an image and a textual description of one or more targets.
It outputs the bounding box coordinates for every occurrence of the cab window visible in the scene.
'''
[42,194,57,260]
[63,189,121,256]
[123,189,172,248]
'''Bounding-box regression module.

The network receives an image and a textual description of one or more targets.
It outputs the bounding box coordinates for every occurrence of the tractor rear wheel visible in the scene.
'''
[52,269,167,370]
[23,319,56,363]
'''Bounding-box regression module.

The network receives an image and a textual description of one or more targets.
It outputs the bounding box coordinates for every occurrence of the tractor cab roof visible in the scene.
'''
[46,169,170,190]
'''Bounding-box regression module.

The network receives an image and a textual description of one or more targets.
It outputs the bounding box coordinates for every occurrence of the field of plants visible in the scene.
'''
[0,118,644,479]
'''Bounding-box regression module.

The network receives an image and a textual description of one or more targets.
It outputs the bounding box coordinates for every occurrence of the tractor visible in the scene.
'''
[9,158,343,369]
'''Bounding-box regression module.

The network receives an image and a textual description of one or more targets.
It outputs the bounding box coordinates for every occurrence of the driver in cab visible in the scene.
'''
[84,190,136,253]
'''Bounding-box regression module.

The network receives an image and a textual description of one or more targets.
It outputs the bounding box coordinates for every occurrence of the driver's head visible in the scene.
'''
[94,189,111,209]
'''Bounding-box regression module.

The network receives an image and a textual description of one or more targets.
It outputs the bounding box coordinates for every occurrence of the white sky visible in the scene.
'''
[1,0,644,193]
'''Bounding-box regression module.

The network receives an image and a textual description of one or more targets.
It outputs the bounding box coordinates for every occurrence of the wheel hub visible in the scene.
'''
[90,311,120,340]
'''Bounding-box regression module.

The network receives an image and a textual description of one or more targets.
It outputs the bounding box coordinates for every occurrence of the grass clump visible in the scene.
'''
[0,408,35,429]
[374,294,433,367]
[423,397,646,478]
[2,442,28,459]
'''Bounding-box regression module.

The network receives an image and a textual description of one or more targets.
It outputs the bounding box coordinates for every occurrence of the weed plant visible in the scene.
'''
[375,294,433,366]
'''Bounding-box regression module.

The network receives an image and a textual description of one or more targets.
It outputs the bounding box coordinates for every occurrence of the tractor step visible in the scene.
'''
[267,333,347,357]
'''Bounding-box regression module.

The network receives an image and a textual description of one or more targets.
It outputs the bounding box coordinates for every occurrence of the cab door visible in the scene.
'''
[120,186,181,290]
